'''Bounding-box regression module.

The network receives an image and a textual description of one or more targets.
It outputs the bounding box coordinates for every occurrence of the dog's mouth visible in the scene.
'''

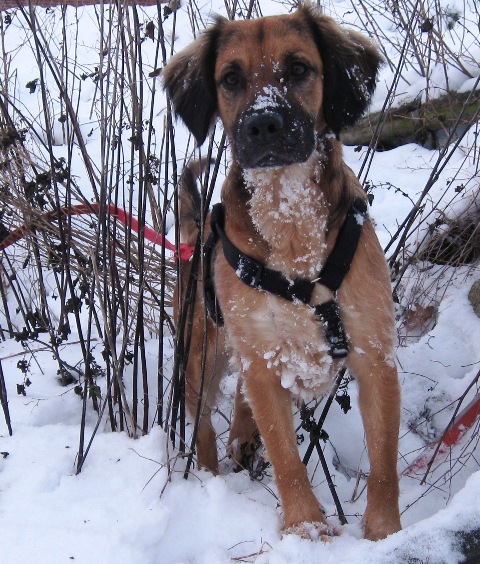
[233,101,316,170]
[244,146,313,169]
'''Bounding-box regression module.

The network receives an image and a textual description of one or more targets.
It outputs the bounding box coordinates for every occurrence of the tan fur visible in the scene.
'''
[166,6,401,541]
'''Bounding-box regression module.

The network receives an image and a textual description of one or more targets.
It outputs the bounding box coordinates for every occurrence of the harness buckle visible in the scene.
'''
[314,299,349,358]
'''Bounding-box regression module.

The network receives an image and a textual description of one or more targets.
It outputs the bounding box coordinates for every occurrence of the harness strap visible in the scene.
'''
[204,197,368,358]
[316,198,368,291]
[211,198,367,296]
[210,203,315,305]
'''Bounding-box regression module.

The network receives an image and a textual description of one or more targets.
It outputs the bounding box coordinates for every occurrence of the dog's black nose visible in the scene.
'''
[235,102,315,168]
[243,112,284,142]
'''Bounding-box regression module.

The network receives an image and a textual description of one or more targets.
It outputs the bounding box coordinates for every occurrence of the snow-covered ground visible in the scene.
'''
[1,1,480,562]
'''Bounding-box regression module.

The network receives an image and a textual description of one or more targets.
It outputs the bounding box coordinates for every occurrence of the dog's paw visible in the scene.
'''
[363,510,401,541]
[282,521,340,541]
[227,433,270,478]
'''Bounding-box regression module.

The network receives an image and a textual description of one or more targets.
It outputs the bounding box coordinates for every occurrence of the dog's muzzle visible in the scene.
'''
[234,101,316,169]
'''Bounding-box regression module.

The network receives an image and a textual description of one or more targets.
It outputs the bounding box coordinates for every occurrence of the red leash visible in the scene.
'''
[0,203,195,262]
[403,392,480,477]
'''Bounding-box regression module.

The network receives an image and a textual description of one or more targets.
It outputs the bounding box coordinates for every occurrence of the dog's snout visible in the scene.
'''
[235,101,316,169]
[245,112,284,142]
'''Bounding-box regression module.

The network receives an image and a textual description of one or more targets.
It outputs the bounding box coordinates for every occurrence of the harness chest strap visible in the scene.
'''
[203,198,368,358]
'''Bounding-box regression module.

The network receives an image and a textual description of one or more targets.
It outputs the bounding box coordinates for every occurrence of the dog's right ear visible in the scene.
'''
[162,19,225,146]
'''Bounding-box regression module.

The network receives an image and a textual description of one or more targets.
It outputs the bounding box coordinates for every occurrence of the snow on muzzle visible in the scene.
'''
[233,97,316,169]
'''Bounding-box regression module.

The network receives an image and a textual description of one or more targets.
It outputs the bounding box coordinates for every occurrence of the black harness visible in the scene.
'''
[203,197,368,359]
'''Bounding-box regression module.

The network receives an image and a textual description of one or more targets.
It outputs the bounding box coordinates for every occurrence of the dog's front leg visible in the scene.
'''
[242,357,327,536]
[227,376,260,468]
[349,353,402,541]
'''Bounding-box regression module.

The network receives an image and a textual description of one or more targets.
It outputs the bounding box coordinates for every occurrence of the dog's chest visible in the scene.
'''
[245,164,328,280]
[238,293,337,400]
[228,163,339,399]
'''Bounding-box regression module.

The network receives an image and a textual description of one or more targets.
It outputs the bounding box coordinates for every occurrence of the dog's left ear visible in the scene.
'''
[162,18,225,145]
[301,7,382,135]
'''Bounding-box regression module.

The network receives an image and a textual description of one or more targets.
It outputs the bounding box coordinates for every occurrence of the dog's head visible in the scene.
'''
[163,6,381,169]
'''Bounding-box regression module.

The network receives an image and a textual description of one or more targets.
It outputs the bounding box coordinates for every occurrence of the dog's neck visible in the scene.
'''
[242,150,329,280]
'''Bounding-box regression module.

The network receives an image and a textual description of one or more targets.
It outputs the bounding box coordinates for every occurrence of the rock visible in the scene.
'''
[469,280,480,318]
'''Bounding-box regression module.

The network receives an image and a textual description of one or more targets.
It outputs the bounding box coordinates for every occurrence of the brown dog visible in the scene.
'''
[164,5,401,541]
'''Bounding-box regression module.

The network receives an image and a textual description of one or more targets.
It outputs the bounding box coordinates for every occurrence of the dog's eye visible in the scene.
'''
[290,62,309,79]
[221,71,241,89]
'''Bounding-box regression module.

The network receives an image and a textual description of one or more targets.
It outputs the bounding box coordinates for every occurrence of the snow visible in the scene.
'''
[1,1,480,563]
[251,86,287,111]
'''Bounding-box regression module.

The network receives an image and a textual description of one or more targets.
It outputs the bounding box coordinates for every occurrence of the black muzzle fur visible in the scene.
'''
[234,97,316,169]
